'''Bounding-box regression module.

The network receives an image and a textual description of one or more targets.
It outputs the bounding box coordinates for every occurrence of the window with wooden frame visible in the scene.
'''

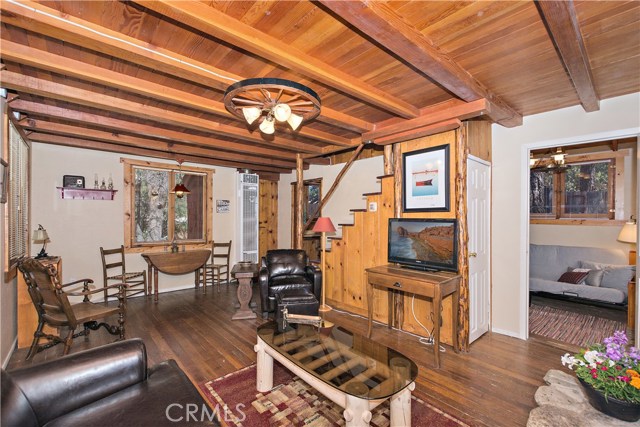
[530,158,616,220]
[122,159,213,252]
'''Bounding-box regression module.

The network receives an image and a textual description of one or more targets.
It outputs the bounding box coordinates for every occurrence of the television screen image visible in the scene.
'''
[388,218,458,272]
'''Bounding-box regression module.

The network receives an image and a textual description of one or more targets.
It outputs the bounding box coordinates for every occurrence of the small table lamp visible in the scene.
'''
[313,217,336,312]
[618,216,637,265]
[32,224,50,259]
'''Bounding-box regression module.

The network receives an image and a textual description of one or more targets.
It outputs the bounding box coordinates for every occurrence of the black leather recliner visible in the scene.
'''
[1,339,218,427]
[258,249,321,317]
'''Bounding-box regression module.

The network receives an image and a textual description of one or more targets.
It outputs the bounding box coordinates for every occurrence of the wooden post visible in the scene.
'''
[455,127,469,352]
[295,154,304,249]
[383,145,393,175]
[393,144,402,218]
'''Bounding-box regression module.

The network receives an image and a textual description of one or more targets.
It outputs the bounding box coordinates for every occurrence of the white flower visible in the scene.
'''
[584,350,602,368]
[561,353,577,369]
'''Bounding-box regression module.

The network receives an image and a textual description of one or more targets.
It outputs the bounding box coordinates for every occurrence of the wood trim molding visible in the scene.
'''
[121,158,214,252]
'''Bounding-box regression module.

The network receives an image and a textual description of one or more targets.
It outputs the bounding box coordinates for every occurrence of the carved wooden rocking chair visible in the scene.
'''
[17,258,127,360]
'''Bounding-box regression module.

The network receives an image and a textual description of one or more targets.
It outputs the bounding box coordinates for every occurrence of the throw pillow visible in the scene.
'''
[558,271,589,284]
[570,267,605,287]
[579,260,635,295]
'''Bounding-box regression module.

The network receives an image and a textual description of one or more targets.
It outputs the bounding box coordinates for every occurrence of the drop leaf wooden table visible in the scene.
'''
[141,249,211,301]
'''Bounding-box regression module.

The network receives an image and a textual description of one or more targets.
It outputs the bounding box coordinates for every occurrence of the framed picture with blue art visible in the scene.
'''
[402,144,450,212]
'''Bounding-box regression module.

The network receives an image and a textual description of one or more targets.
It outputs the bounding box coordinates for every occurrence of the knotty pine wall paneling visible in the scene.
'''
[259,179,278,260]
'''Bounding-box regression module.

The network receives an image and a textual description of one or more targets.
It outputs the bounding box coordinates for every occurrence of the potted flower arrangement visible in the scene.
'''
[561,330,640,422]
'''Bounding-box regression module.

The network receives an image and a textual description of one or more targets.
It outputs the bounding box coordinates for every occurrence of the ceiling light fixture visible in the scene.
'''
[170,160,190,198]
[224,78,321,134]
[530,147,570,173]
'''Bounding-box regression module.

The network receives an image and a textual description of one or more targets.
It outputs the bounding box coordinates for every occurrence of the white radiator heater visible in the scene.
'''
[238,172,259,263]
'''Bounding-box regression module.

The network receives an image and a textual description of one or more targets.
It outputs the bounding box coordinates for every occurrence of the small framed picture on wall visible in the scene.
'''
[402,144,450,212]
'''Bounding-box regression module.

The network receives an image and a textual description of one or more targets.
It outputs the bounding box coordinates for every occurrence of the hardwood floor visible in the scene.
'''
[7,284,570,427]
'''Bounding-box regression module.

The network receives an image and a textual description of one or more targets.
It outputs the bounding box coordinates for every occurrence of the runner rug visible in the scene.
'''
[200,362,468,427]
[529,303,626,347]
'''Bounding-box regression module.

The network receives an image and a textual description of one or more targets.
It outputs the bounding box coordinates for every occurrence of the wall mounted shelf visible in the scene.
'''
[57,187,117,200]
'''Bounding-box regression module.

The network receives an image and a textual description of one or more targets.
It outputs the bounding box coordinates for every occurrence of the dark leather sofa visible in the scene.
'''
[1,339,218,427]
[258,249,321,317]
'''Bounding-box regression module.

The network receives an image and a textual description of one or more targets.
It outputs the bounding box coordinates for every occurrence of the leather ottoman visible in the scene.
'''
[275,289,319,329]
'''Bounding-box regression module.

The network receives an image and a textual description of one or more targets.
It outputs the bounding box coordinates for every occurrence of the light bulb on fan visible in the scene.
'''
[287,113,303,131]
[259,115,275,134]
[273,103,292,122]
[242,107,262,125]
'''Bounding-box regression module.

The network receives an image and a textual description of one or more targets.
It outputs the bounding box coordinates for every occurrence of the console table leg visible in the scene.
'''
[254,338,273,392]
[390,382,414,427]
[344,394,372,427]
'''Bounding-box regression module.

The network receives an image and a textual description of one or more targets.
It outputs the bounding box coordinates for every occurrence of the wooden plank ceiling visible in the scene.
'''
[1,0,638,179]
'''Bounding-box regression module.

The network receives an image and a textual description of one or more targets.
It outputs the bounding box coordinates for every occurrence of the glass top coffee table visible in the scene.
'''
[255,321,418,427]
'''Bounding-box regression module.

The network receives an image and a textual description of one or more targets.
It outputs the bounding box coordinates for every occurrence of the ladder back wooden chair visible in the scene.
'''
[100,245,147,301]
[199,240,232,292]
[17,257,127,360]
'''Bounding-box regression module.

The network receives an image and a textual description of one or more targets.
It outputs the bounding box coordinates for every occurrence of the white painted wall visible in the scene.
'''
[492,93,640,339]
[530,224,631,251]
[278,155,384,248]
[31,144,240,295]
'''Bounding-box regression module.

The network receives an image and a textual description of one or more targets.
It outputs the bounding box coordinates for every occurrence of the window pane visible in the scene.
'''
[134,168,169,243]
[174,173,204,240]
[8,122,28,264]
[530,169,554,214]
[563,161,609,216]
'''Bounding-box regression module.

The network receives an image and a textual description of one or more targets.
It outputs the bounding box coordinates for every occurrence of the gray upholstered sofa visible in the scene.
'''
[530,244,635,306]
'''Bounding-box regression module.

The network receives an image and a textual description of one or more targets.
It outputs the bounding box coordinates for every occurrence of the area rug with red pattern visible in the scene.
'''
[200,362,468,427]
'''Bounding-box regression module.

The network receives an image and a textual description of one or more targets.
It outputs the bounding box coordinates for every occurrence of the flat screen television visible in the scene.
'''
[388,218,458,272]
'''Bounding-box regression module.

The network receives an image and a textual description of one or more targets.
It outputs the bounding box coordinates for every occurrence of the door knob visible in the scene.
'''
[469,252,477,258]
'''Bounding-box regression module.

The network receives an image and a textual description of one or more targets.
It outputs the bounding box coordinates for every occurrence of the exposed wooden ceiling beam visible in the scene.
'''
[0,0,372,133]
[374,119,462,146]
[21,119,296,169]
[363,99,489,142]
[318,0,522,127]
[27,133,290,174]
[135,0,419,119]
[0,71,329,154]
[8,100,298,161]
[0,41,352,147]
[535,0,599,112]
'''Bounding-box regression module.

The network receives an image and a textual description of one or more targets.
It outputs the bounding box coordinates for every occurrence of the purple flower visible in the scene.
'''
[629,347,640,362]
[604,330,628,347]
[607,347,624,362]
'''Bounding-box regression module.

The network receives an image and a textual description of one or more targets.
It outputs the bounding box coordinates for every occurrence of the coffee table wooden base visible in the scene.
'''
[254,336,414,427]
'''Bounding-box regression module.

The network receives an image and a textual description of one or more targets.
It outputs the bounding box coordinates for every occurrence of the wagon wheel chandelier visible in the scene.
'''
[224,78,321,135]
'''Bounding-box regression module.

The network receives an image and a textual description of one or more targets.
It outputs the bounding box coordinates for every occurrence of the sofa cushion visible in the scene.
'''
[558,271,589,284]
[530,277,625,304]
[579,261,635,297]
[530,244,627,282]
[45,360,217,427]
[0,372,39,427]
[569,268,605,287]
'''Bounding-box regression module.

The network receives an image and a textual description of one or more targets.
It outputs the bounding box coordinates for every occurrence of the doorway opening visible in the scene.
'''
[527,138,637,348]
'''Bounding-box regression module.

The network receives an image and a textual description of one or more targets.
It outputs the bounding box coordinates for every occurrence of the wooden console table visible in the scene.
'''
[141,250,210,301]
[365,264,461,368]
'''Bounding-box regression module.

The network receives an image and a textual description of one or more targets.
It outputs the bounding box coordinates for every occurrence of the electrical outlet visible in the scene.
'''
[368,202,377,212]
